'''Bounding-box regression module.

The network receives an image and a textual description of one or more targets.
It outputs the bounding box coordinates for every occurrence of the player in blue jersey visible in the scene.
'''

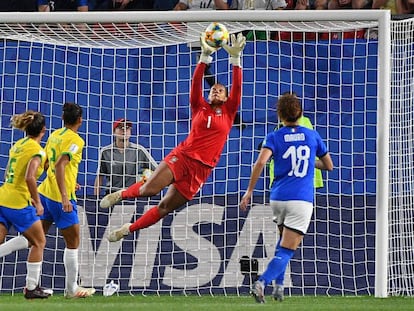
[240,93,333,303]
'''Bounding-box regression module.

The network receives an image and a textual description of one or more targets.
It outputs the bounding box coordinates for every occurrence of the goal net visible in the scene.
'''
[0,10,404,298]
[388,17,414,297]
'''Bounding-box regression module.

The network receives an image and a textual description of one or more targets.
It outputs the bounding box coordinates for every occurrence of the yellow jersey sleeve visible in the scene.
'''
[0,138,46,209]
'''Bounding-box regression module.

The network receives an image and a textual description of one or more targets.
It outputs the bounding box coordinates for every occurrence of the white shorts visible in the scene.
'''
[270,200,314,235]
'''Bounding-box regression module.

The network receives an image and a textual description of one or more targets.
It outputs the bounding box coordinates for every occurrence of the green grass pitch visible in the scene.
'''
[0,294,413,311]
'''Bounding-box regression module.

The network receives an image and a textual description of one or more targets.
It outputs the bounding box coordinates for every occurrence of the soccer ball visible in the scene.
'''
[204,22,229,49]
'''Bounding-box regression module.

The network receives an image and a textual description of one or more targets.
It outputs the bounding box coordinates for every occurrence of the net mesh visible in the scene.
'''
[0,11,409,297]
[388,18,414,296]
[0,20,378,48]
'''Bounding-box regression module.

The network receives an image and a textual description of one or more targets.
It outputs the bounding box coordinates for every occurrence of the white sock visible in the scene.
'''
[0,235,29,258]
[26,261,42,290]
[64,248,79,293]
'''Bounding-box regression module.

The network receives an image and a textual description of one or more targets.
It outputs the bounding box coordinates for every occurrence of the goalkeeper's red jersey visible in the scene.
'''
[175,62,242,168]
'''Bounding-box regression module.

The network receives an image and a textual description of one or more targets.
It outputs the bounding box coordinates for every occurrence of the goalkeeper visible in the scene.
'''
[100,32,246,242]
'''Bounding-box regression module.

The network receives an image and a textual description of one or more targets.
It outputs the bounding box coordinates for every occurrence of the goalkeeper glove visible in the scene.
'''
[223,33,246,67]
[199,34,216,64]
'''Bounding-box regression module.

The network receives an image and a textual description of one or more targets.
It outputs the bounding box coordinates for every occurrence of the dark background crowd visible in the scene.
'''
[0,0,412,15]
[0,0,175,12]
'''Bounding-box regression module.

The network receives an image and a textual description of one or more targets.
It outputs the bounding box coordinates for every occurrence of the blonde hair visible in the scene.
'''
[10,110,45,136]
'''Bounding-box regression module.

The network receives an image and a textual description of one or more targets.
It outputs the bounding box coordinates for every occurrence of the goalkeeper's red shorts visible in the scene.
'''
[164,148,212,200]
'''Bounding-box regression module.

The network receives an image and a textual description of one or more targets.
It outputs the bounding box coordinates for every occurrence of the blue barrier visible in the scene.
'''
[0,40,377,197]
[0,194,375,294]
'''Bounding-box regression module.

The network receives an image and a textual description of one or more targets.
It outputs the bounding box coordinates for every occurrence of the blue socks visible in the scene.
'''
[259,246,295,286]
[274,239,286,286]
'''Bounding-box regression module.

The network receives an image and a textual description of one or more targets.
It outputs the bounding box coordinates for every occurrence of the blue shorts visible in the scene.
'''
[0,205,40,233]
[39,194,79,230]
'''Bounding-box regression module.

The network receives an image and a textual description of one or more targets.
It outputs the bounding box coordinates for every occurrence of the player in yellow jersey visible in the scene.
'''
[38,102,95,298]
[0,111,49,299]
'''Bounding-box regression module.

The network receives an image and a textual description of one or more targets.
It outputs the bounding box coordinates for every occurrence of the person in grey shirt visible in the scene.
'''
[94,118,158,196]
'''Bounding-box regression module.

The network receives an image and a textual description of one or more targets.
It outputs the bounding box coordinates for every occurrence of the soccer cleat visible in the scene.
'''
[40,287,53,296]
[108,223,131,242]
[250,280,265,304]
[272,284,284,302]
[64,286,96,298]
[23,286,50,299]
[100,189,124,208]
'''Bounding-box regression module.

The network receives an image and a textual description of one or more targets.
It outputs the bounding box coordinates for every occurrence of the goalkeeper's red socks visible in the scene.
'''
[130,206,162,232]
[121,181,144,199]
[121,182,163,231]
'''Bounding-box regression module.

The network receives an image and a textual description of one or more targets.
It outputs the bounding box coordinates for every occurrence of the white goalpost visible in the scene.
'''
[0,10,406,298]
